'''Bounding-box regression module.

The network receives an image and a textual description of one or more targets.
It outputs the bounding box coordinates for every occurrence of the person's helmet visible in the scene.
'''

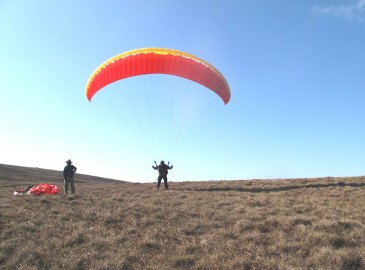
[66,159,72,164]
[160,161,165,164]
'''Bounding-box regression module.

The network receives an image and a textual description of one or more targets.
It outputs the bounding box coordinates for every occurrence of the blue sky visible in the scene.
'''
[1,0,364,182]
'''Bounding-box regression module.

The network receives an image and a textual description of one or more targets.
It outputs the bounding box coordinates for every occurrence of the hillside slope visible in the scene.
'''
[0,163,125,186]
[0,164,364,269]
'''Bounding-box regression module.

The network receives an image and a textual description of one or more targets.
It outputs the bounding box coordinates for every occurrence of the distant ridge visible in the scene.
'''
[0,163,127,185]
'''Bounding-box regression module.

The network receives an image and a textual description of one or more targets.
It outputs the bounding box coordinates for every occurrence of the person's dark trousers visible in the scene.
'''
[157,176,169,189]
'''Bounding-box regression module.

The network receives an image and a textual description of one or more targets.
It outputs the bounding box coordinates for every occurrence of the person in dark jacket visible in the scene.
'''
[152,160,173,190]
[63,159,77,195]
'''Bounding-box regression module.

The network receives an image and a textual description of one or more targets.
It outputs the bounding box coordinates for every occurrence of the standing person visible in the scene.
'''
[63,159,77,195]
[152,160,173,190]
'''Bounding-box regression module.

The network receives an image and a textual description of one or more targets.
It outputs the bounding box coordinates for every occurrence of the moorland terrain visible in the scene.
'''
[0,164,364,270]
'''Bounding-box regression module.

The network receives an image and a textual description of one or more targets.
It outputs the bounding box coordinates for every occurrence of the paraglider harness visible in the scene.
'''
[14,185,33,195]
[154,161,172,176]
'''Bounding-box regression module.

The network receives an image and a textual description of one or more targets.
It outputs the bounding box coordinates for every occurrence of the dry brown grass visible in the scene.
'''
[0,164,364,269]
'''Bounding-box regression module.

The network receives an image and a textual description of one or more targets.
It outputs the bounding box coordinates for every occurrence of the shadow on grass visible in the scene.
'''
[178,182,365,193]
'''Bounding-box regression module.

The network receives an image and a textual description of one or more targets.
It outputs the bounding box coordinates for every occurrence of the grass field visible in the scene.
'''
[0,164,364,269]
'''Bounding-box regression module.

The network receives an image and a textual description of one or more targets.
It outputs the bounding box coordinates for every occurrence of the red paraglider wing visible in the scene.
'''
[28,184,60,195]
[86,48,231,104]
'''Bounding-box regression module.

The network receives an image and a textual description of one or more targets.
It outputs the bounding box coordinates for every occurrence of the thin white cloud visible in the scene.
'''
[312,0,365,22]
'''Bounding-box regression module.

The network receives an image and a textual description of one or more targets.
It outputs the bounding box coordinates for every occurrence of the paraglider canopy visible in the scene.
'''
[28,184,60,195]
[85,47,231,104]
